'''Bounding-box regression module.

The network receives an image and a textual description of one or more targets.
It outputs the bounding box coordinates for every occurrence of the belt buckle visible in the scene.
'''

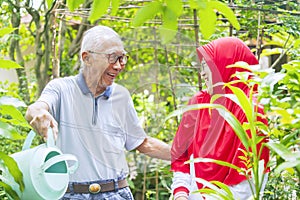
[89,183,101,194]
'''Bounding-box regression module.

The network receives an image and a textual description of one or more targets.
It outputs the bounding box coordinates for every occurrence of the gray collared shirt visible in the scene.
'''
[38,73,147,181]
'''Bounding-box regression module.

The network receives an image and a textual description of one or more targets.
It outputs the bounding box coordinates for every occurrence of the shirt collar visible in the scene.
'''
[76,72,112,99]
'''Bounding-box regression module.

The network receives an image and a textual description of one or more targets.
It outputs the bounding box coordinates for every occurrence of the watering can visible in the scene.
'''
[4,128,78,200]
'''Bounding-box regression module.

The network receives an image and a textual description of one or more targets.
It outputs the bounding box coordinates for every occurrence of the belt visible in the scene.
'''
[66,179,128,194]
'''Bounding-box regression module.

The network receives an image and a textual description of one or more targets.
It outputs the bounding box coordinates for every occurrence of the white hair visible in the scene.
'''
[79,26,122,70]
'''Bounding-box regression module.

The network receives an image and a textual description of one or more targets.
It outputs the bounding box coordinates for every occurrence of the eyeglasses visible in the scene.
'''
[88,50,129,65]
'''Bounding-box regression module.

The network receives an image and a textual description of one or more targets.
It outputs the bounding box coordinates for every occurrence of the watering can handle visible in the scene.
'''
[47,128,55,148]
[22,128,55,150]
[41,154,79,174]
[22,130,36,151]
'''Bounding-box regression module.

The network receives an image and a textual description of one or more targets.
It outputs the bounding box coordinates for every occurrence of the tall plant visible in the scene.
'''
[0,28,31,200]
[0,77,28,200]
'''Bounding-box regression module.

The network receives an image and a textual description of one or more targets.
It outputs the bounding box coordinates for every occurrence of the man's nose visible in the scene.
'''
[112,59,124,70]
[200,71,206,78]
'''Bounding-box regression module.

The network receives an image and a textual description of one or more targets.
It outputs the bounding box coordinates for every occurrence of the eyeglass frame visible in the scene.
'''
[87,50,129,65]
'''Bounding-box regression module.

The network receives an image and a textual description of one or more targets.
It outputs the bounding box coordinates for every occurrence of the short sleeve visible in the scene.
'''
[124,98,147,151]
[37,79,61,121]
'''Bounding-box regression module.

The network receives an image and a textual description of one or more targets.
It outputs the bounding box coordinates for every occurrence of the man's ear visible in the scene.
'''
[82,52,90,63]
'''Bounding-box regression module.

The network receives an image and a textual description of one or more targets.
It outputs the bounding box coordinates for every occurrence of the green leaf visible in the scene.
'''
[89,0,111,23]
[255,160,266,187]
[189,0,198,9]
[0,181,20,200]
[165,103,249,149]
[268,142,300,173]
[166,0,183,16]
[294,38,300,48]
[195,177,222,192]
[0,59,23,69]
[46,0,53,9]
[273,108,294,124]
[198,7,216,39]
[215,107,250,149]
[0,28,17,37]
[0,152,25,193]
[189,0,207,9]
[132,1,163,27]
[0,105,31,129]
[111,0,121,15]
[263,41,284,48]
[261,72,285,92]
[195,177,235,199]
[165,103,213,121]
[0,88,7,93]
[66,0,85,11]
[226,61,254,72]
[192,157,244,173]
[159,7,178,44]
[274,160,300,174]
[267,142,300,161]
[260,48,282,57]
[207,1,240,30]
[0,121,24,140]
[223,85,254,125]
[0,96,27,107]
[211,181,234,198]
[281,131,299,146]
[211,93,252,148]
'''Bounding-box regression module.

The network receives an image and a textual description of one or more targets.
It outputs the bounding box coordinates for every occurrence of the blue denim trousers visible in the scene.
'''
[61,178,134,200]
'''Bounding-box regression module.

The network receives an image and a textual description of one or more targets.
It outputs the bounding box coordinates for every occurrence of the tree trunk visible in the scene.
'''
[25,0,49,95]
[9,0,30,104]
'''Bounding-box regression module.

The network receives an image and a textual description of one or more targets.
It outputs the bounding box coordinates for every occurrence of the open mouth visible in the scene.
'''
[107,72,116,79]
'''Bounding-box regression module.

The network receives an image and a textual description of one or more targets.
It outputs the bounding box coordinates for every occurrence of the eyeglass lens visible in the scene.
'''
[109,54,128,64]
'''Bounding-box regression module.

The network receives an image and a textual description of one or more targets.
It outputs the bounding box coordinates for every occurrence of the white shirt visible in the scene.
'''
[38,73,147,181]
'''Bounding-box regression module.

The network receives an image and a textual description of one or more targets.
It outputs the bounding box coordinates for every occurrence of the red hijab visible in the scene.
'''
[171,37,269,188]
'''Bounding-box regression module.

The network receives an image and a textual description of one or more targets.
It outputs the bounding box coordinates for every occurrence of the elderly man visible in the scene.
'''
[26,25,171,199]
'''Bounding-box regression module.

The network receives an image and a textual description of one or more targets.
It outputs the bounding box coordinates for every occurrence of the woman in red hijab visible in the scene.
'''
[171,37,269,200]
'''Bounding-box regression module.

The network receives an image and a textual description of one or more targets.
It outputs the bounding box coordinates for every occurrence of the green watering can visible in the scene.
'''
[4,128,78,200]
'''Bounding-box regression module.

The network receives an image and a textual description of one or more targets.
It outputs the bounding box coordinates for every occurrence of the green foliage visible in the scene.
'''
[0,60,22,69]
[267,142,300,174]
[132,1,163,27]
[111,0,121,16]
[0,27,30,197]
[0,28,16,37]
[0,92,29,199]
[263,171,299,199]
[261,61,300,174]
[251,58,300,197]
[126,153,172,200]
[0,152,24,199]
[132,0,240,42]
[0,89,28,199]
[67,0,85,12]
[89,0,111,23]
[198,1,240,39]
[195,178,235,199]
[0,96,29,140]
[0,95,28,199]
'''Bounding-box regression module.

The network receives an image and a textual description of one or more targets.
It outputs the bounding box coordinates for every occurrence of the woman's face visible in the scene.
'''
[200,59,213,95]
